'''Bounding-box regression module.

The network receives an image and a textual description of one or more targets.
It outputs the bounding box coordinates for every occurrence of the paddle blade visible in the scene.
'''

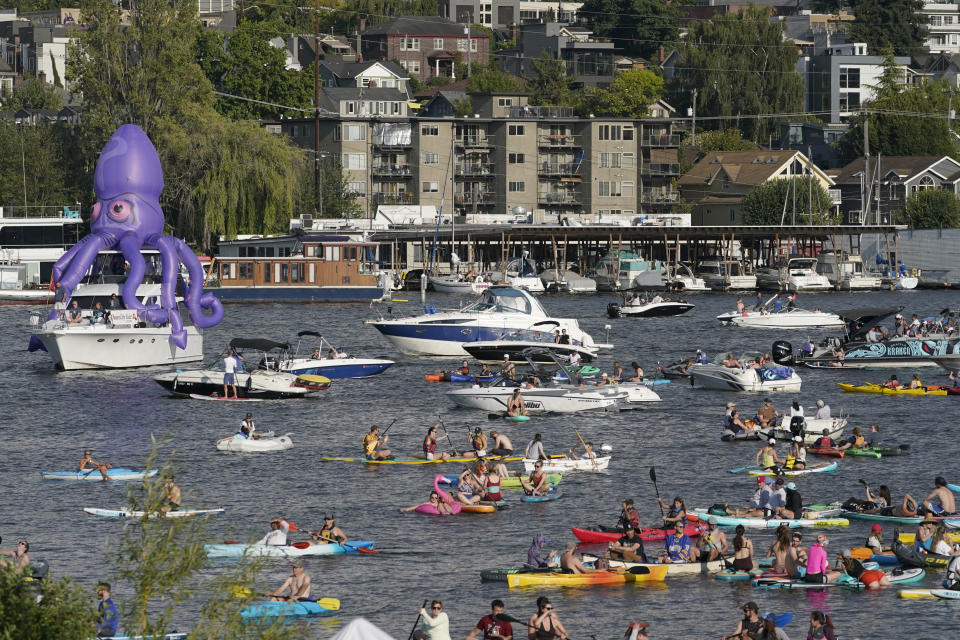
[649,466,657,482]
[774,613,792,627]
[231,585,253,599]
[627,566,651,575]
[291,542,311,549]
[285,521,299,531]
[318,597,340,611]
[354,546,379,554]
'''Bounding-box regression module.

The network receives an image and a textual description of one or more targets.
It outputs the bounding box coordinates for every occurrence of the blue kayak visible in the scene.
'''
[240,600,336,619]
[521,490,563,503]
[206,541,374,557]
[42,468,158,481]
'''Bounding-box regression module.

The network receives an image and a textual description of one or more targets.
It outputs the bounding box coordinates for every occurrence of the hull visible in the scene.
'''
[240,600,336,619]
[212,285,383,301]
[748,461,838,476]
[216,435,293,452]
[429,276,490,294]
[893,540,952,568]
[205,541,373,557]
[33,326,203,370]
[320,453,534,465]
[463,341,596,364]
[83,507,225,519]
[154,370,314,399]
[717,310,844,329]
[609,302,695,318]
[281,357,394,379]
[689,510,848,529]
[595,556,725,576]
[446,387,621,413]
[507,565,668,587]
[844,511,960,525]
[572,524,705,544]
[691,365,802,393]
[522,456,610,472]
[0,289,54,303]
[838,382,948,396]
[41,468,157,481]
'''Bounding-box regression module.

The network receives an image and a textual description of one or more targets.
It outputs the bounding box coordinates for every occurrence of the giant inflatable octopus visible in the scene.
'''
[52,124,224,349]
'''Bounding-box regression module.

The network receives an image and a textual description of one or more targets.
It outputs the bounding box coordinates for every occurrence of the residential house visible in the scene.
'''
[499,22,616,88]
[318,60,412,96]
[807,43,912,123]
[438,0,582,29]
[828,156,960,224]
[418,88,469,117]
[920,2,960,54]
[678,150,836,225]
[360,16,491,84]
[775,121,848,170]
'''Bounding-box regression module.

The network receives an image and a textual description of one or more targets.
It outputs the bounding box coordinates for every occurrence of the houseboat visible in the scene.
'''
[210,234,388,301]
[0,205,83,303]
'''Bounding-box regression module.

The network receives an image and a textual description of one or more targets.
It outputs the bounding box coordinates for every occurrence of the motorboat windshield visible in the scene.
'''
[460,286,545,316]
[787,258,818,272]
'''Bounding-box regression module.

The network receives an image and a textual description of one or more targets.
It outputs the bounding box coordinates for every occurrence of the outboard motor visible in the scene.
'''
[606,302,622,319]
[772,340,794,365]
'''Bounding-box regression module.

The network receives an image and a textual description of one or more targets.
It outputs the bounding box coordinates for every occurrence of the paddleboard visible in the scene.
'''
[505,415,531,422]
[41,468,158,481]
[83,507,225,519]
[899,588,935,599]
[931,589,960,600]
[521,490,563,503]
[188,394,264,402]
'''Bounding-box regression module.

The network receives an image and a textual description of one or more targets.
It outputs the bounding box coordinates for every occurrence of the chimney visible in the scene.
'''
[658,45,664,63]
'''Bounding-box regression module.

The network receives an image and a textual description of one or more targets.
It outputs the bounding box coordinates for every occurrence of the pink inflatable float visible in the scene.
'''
[414,474,462,515]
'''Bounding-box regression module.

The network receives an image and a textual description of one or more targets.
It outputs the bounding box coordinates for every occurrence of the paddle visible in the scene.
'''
[650,467,664,519]
[729,464,759,474]
[407,600,429,640]
[494,613,562,638]
[574,428,599,472]
[230,586,340,610]
[439,417,460,457]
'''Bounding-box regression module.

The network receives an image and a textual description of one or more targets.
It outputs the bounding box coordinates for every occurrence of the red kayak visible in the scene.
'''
[807,447,845,458]
[572,523,706,544]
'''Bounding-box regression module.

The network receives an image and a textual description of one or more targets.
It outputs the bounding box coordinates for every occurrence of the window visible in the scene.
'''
[508,124,525,135]
[622,181,633,198]
[346,101,356,114]
[421,125,439,136]
[508,181,525,192]
[401,60,421,74]
[914,175,936,192]
[598,125,622,141]
[623,152,634,168]
[599,152,621,168]
[400,37,420,51]
[458,38,468,52]
[838,92,860,111]
[598,181,622,197]
[434,38,444,50]
[360,77,370,87]
[422,152,439,164]
[931,15,943,27]
[947,16,955,25]
[343,124,366,141]
[423,181,439,192]
[508,152,524,164]
[498,98,513,107]
[470,38,478,52]
[343,153,366,170]
[347,181,366,195]
[623,127,634,141]
[839,67,860,89]
[391,101,401,114]
[238,262,254,279]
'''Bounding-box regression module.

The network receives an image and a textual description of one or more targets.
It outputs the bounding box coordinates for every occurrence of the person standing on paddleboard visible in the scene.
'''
[529,597,568,640]
[419,600,452,640]
[723,600,761,640]
[465,599,513,640]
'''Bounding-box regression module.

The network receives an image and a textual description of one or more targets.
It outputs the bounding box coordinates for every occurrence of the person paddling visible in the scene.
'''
[755,439,783,471]
[723,600,762,640]
[362,425,391,461]
[310,515,347,544]
[269,563,312,602]
[528,596,568,640]
[423,423,452,461]
[78,449,112,481]
[488,430,513,456]
[465,599,513,640]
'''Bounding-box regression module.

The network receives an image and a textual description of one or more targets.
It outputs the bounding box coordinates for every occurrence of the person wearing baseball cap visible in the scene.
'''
[698,515,728,562]
[609,523,648,563]
[726,601,762,640]
[804,535,830,584]
[501,354,516,380]
[755,438,783,471]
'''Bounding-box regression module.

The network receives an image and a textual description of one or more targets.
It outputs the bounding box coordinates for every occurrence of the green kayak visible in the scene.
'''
[846,448,882,459]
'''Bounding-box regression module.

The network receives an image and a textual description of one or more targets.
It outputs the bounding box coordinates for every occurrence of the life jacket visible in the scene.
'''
[853,435,866,448]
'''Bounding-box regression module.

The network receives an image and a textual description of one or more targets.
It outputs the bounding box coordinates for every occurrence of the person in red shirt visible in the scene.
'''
[465,600,513,640]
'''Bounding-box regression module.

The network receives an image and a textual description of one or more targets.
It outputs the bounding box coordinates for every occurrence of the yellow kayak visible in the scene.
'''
[321,454,537,465]
[507,566,668,588]
[837,382,947,396]
[899,589,936,599]
[899,531,960,544]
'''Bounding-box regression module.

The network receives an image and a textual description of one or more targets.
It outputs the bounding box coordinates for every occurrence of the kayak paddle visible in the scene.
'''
[649,467,664,519]
[729,464,758,474]
[407,600,429,640]
[230,586,340,609]
[439,417,460,457]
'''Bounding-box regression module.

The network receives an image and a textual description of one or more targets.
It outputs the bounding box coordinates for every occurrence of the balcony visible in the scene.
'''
[642,163,680,176]
[639,189,680,204]
[371,164,412,178]
[373,193,416,205]
[455,163,495,178]
[539,162,581,178]
[456,135,491,148]
[454,192,495,206]
[509,105,575,119]
[538,192,582,206]
[538,133,579,147]
[642,134,682,147]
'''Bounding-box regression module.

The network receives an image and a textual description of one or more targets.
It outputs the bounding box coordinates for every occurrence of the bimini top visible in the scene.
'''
[461,286,549,317]
[229,338,289,352]
[835,307,902,341]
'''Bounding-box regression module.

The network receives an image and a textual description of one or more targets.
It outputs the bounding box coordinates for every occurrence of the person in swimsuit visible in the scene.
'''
[269,563,312,602]
[457,462,487,505]
[423,423,452,461]
[788,436,806,470]
[755,439,783,471]
[160,476,181,514]
[657,496,687,530]
[521,461,549,496]
[362,425,391,461]
[528,596,567,640]
[470,428,489,458]
[488,430,513,456]
[765,525,790,573]
[628,361,644,382]
[506,388,528,417]
[785,531,807,578]
[401,490,456,515]
[78,449,112,481]
[559,541,593,574]
[836,548,890,588]
[732,525,754,572]
[484,464,503,502]
[924,476,957,515]
[0,540,30,571]
[311,515,347,544]
[611,361,624,382]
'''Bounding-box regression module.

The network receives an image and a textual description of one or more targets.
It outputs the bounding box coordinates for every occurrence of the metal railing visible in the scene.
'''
[539,162,580,176]
[456,135,491,147]
[641,163,680,176]
[639,189,680,203]
[537,134,579,147]
[371,164,412,177]
[509,106,575,119]
[373,193,416,205]
[455,163,495,177]
[0,205,82,219]
[642,134,682,147]
[538,192,582,205]
[454,193,495,205]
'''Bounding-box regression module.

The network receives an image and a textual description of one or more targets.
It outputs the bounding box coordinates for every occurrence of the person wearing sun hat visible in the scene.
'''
[804,534,830,584]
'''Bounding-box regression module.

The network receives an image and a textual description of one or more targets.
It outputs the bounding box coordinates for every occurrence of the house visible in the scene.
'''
[318,60,412,96]
[499,22,616,88]
[807,43,912,123]
[920,2,960,54]
[828,156,960,224]
[678,150,836,225]
[437,0,582,29]
[360,16,491,84]
[775,121,849,169]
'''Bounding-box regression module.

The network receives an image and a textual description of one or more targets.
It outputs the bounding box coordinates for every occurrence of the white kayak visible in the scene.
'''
[83,507,225,519]
[216,434,293,452]
[205,541,375,557]
[41,468,158,481]
[583,553,725,576]
[522,456,611,473]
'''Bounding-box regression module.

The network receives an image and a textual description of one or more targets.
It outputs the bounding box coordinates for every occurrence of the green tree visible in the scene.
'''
[526,52,577,106]
[0,122,85,209]
[588,68,664,117]
[670,6,805,143]
[3,77,63,110]
[694,129,754,155]
[317,160,363,218]
[452,97,473,117]
[742,178,838,226]
[466,63,524,93]
[871,48,906,100]
[0,563,95,639]
[849,0,927,56]
[577,0,690,59]
[898,189,960,228]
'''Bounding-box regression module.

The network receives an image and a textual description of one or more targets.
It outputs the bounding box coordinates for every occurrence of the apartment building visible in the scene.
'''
[807,43,912,123]
[438,0,582,29]
[921,2,960,54]
[270,90,685,221]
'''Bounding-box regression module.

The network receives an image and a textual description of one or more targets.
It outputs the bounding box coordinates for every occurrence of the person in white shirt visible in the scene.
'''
[814,400,831,420]
[256,518,290,546]
[222,348,243,399]
[419,600,452,640]
[568,351,581,368]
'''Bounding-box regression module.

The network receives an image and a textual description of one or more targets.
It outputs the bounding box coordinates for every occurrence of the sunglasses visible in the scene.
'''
[544,606,553,611]
[432,606,442,610]
[535,464,542,468]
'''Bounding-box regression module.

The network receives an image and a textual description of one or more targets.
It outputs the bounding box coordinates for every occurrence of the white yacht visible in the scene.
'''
[589,250,663,291]
[815,251,881,290]
[489,256,545,294]
[696,260,757,291]
[660,263,709,292]
[368,286,606,356]
[0,205,83,304]
[428,273,490,294]
[756,258,831,291]
[690,352,802,392]
[29,282,203,371]
[539,268,597,293]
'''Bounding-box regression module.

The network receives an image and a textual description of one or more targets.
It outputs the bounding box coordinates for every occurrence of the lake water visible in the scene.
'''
[3,288,959,639]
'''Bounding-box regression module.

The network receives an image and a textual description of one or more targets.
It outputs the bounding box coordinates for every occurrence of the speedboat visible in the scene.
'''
[762,416,847,444]
[772,307,960,369]
[462,336,597,364]
[367,286,606,357]
[278,330,394,379]
[29,282,203,370]
[428,273,490,294]
[716,308,844,329]
[815,251,881,290]
[756,258,831,291]
[661,263,709,292]
[608,295,694,318]
[691,352,801,392]
[696,260,757,291]
[539,268,598,293]
[153,338,321,399]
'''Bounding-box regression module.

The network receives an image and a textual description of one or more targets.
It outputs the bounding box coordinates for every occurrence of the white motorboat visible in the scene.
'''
[589,250,663,291]
[428,273,491,294]
[29,283,203,370]
[489,256,545,293]
[611,382,662,403]
[716,308,844,329]
[523,456,611,473]
[216,433,293,452]
[696,260,757,291]
[279,330,394,378]
[756,258,831,291]
[462,338,597,363]
[660,263,709,292]
[608,295,694,318]
[815,251,881,290]
[154,338,320,399]
[539,268,598,293]
[691,352,801,392]
[368,286,606,357]
[764,416,847,445]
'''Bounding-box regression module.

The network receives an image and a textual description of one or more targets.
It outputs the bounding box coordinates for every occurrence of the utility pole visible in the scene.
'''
[691,88,697,140]
[808,144,813,225]
[314,0,322,214]
[465,24,471,77]
[862,117,870,226]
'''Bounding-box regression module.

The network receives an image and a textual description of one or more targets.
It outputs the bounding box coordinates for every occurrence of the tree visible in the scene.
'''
[526,52,577,106]
[3,78,63,110]
[318,160,363,219]
[848,0,927,56]
[694,129,754,155]
[871,48,905,100]
[466,64,524,93]
[670,6,805,143]
[588,68,664,117]
[452,97,473,117]
[577,0,689,60]
[742,178,838,226]
[898,189,960,228]
[0,564,95,639]
[0,122,86,209]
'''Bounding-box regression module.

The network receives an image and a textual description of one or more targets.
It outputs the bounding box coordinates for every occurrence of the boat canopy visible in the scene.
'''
[834,307,902,340]
[229,338,289,352]
[297,330,322,338]
[462,286,548,317]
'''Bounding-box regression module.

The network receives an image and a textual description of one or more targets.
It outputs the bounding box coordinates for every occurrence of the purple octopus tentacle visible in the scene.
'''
[52,235,100,287]
[118,234,150,312]
[173,238,224,329]
[149,235,188,349]
[56,234,113,296]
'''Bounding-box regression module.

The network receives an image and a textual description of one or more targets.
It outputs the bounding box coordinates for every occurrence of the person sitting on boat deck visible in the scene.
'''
[611,361,624,382]
[327,346,338,359]
[814,400,831,420]
[95,582,118,638]
[311,515,347,544]
[522,374,541,389]
[66,299,83,324]
[488,430,513,456]
[866,325,882,343]
[568,350,582,368]
[923,476,957,516]
[106,292,121,311]
[725,600,762,640]
[755,439,783,471]
[423,423,452,461]
[521,460,550,496]
[812,428,835,448]
[609,523,648,563]
[0,540,29,571]
[558,329,571,345]
[401,490,456,515]
[907,373,924,390]
[574,375,586,388]
[311,348,321,360]
[91,301,106,324]
[786,399,805,437]
[362,425,391,461]
[222,348,243,399]
[828,346,845,367]
[786,532,807,579]
[466,599,513,640]
[882,374,900,389]
[626,361,644,382]
[698,516,728,561]
[596,373,612,386]
[720,353,742,368]
[751,291,764,311]
[269,562,312,602]
[507,388,528,418]
[789,436,806,470]
[559,541,593,574]
[731,525,754,572]
[836,548,890,588]
[501,355,517,380]
[775,481,803,520]
[697,349,708,364]
[736,297,745,314]
[525,433,547,461]
[755,399,780,428]
[651,294,664,304]
[803,535,833,584]
[660,522,692,563]
[657,496,687,530]
[837,426,866,451]
[802,338,814,357]
[553,329,561,343]
[257,517,291,546]
[78,449,112,481]
[528,596,569,640]
[618,498,642,530]
[527,533,558,569]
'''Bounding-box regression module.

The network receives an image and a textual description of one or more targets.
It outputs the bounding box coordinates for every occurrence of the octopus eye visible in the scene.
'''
[91,202,101,221]
[107,200,133,223]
